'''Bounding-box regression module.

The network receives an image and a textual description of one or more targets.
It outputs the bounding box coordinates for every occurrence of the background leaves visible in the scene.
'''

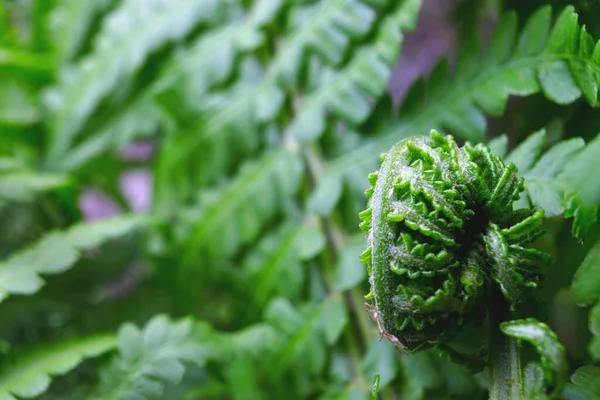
[0,1,599,399]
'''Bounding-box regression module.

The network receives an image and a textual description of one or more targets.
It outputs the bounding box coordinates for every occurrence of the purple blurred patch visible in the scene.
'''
[79,188,121,221]
[119,169,152,212]
[388,0,457,104]
[119,140,155,161]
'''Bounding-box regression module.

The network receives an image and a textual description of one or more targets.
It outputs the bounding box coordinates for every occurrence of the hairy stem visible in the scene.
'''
[488,288,524,400]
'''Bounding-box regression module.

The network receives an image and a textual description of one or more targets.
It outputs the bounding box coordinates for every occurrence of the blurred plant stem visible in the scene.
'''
[303,143,383,396]
[489,288,524,400]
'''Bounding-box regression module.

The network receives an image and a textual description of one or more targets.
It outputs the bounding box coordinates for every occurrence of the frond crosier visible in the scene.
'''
[359,130,551,351]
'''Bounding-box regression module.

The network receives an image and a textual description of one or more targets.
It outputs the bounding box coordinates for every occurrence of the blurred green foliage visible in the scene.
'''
[0,0,599,399]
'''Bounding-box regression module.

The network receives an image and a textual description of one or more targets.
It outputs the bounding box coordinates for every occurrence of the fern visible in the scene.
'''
[0,215,147,303]
[313,5,600,215]
[177,149,303,287]
[571,239,600,360]
[154,0,287,119]
[387,348,484,399]
[45,0,234,164]
[0,47,53,78]
[500,319,567,398]
[91,315,208,400]
[153,0,416,196]
[0,335,116,400]
[60,96,158,171]
[290,0,420,142]
[48,0,115,63]
[3,1,600,399]
[560,132,600,215]
[502,129,599,238]
[263,295,348,396]
[60,0,281,172]
[242,219,324,305]
[0,171,68,203]
[563,366,600,400]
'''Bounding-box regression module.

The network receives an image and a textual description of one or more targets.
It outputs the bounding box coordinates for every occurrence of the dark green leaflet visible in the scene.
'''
[359,130,551,351]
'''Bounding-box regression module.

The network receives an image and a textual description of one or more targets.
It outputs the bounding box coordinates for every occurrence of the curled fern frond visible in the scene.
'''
[501,318,567,398]
[359,130,551,351]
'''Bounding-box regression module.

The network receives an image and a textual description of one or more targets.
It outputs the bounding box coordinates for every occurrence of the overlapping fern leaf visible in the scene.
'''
[44,0,238,165]
[4,0,600,399]
[0,215,147,303]
[290,0,420,142]
[562,366,600,399]
[571,240,600,362]
[153,0,420,202]
[0,335,116,400]
[62,0,283,171]
[313,5,600,215]
[175,149,303,290]
[48,0,116,64]
[152,0,423,304]
[500,129,600,239]
[241,218,324,306]
[90,315,209,400]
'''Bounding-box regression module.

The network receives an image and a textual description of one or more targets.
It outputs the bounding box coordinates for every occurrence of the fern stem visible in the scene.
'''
[301,144,383,395]
[302,145,374,344]
[488,288,524,400]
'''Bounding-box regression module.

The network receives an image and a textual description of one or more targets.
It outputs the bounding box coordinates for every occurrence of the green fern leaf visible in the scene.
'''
[178,149,303,283]
[371,375,381,400]
[91,315,208,400]
[506,129,578,216]
[504,129,599,238]
[290,0,420,142]
[571,240,600,361]
[562,366,600,400]
[154,0,397,196]
[244,219,325,305]
[265,296,346,375]
[334,235,367,291]
[0,48,53,79]
[572,239,600,307]
[315,5,600,215]
[0,171,69,202]
[0,215,147,303]
[59,96,158,171]
[591,303,600,360]
[51,0,274,171]
[560,132,600,209]
[79,0,283,170]
[501,318,568,397]
[0,335,116,400]
[265,0,382,91]
[155,0,287,121]
[48,0,115,63]
[45,0,233,164]
[0,77,42,135]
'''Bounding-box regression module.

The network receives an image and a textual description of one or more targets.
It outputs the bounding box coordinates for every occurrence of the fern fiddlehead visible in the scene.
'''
[359,130,551,351]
